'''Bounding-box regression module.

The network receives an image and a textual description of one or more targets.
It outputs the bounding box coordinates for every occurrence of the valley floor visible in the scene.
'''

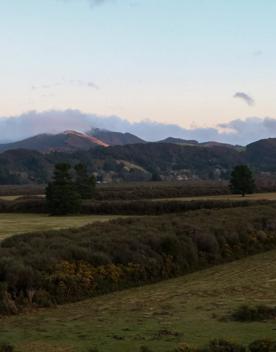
[1,249,276,352]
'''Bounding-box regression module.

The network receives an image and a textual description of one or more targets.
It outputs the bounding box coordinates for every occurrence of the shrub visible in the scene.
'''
[175,344,198,352]
[1,205,276,314]
[231,304,276,322]
[140,347,154,352]
[33,289,53,307]
[248,339,276,352]
[0,344,14,352]
[201,339,245,352]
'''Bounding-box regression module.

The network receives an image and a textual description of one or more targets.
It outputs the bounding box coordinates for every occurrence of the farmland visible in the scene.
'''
[1,182,276,352]
[0,249,276,352]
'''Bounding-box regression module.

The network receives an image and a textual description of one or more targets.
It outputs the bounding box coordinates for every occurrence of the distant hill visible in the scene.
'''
[1,135,276,184]
[89,128,145,146]
[0,129,243,154]
[246,138,276,172]
[158,137,242,150]
[0,142,243,184]
[91,142,244,177]
[0,149,54,184]
[0,130,108,153]
[158,137,199,146]
[201,141,244,150]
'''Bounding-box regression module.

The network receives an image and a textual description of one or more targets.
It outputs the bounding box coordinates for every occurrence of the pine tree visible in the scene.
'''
[46,163,81,215]
[230,165,255,196]
[74,163,96,199]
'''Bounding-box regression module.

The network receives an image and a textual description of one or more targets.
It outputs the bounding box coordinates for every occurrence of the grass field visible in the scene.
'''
[0,214,124,241]
[1,249,276,352]
[0,195,45,201]
[0,195,27,201]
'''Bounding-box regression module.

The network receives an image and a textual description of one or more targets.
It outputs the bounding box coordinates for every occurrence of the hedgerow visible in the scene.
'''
[1,205,276,314]
[0,196,271,215]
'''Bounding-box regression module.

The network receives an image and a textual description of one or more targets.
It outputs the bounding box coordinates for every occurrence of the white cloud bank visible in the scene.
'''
[0,110,276,145]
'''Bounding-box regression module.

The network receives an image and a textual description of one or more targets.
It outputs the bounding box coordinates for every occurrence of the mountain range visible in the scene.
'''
[0,127,275,185]
[0,129,243,154]
[0,129,144,153]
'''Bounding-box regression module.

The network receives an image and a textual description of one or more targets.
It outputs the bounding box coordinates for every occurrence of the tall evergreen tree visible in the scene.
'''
[46,163,81,215]
[74,163,96,199]
[230,165,255,196]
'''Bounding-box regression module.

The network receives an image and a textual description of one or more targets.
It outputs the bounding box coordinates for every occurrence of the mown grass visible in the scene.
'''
[0,195,26,201]
[0,195,44,201]
[0,213,124,241]
[1,249,276,352]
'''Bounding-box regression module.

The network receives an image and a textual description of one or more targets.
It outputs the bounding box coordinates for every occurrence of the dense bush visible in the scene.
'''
[122,340,276,352]
[1,178,276,201]
[81,199,270,216]
[200,339,246,352]
[94,181,230,201]
[0,178,275,202]
[0,197,46,213]
[230,305,276,322]
[248,340,276,352]
[0,196,271,216]
[140,347,154,352]
[1,205,276,314]
[0,344,14,352]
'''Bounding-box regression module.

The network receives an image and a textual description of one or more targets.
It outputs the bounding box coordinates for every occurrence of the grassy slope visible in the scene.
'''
[1,250,276,352]
[0,214,124,241]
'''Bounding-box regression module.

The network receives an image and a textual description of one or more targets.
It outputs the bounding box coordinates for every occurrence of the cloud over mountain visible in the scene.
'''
[0,110,275,145]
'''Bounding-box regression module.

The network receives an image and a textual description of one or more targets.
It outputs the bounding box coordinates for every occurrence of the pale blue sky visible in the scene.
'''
[1,0,276,128]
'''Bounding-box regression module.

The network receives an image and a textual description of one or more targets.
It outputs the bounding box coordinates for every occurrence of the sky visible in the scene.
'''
[0,0,276,143]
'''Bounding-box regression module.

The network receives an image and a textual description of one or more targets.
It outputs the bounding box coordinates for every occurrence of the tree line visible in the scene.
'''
[45,163,256,215]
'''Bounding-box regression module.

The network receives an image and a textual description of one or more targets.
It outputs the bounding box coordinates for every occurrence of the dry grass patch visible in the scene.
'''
[0,213,126,240]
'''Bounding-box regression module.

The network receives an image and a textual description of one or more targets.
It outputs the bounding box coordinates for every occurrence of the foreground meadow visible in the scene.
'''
[0,249,276,351]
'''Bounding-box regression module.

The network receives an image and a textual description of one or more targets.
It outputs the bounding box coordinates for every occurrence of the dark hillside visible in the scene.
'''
[246,138,276,172]
[0,149,53,184]
[91,142,245,177]
[2,137,276,184]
